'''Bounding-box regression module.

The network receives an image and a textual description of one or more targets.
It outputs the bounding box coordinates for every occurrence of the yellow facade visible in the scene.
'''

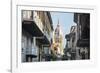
[52,20,63,56]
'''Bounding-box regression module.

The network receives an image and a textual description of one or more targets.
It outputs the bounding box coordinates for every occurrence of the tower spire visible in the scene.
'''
[58,19,59,25]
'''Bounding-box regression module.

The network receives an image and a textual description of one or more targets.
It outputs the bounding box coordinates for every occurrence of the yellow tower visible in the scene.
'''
[52,19,63,56]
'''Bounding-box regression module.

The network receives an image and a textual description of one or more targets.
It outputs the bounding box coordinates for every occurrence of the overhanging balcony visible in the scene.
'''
[22,20,43,37]
[22,10,44,37]
[77,39,89,47]
[22,11,52,45]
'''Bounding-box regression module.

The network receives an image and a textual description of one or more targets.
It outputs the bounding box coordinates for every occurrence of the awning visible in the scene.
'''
[22,20,51,45]
[22,20,43,37]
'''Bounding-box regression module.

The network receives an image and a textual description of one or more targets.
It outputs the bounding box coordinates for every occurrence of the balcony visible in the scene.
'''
[22,11,52,45]
[26,48,37,58]
[22,11,44,37]
[65,34,70,41]
[77,39,89,47]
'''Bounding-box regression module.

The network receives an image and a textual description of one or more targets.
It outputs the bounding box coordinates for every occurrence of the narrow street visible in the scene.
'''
[21,10,90,62]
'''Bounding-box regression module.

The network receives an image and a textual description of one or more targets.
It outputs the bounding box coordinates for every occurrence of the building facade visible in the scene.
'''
[64,26,77,60]
[51,20,63,60]
[64,13,90,60]
[21,10,53,62]
[74,13,90,59]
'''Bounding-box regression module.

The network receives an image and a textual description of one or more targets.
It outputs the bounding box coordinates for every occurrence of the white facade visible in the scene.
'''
[22,10,53,62]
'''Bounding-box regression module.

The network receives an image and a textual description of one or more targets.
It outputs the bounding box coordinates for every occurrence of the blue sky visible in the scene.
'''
[50,12,74,48]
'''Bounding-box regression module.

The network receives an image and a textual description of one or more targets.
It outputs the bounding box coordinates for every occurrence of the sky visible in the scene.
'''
[50,12,74,48]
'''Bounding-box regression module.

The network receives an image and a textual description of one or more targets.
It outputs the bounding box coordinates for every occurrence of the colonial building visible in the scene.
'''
[74,13,90,59]
[63,34,71,60]
[21,10,53,62]
[64,13,90,60]
[65,26,77,60]
[51,20,63,60]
